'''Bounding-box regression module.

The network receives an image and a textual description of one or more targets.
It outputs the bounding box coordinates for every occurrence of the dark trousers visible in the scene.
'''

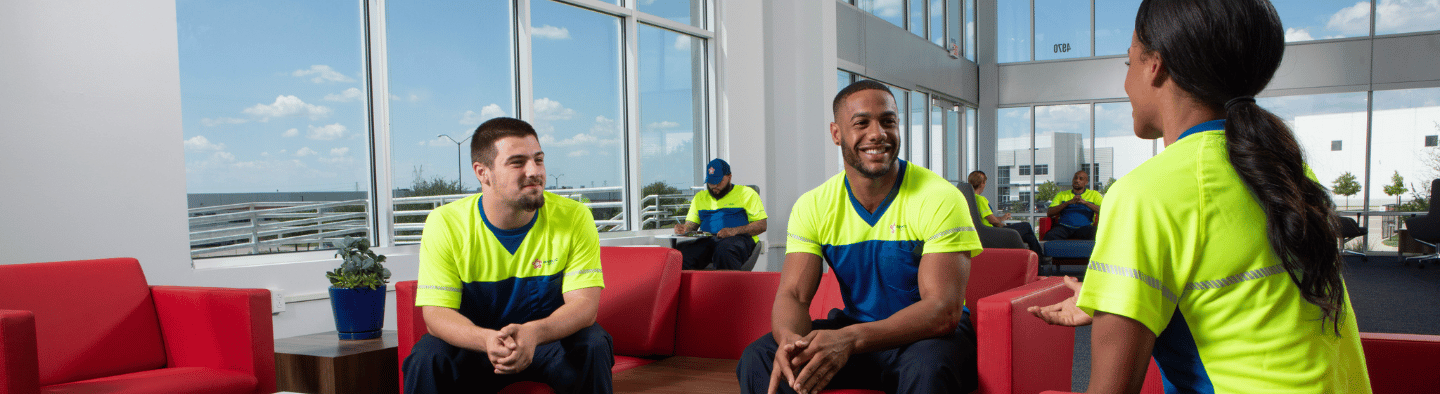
[1044,224,1096,241]
[676,235,755,270]
[1004,222,1045,257]
[403,323,614,394]
[736,309,977,394]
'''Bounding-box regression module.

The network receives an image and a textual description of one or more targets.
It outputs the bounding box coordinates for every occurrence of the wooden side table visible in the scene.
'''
[275,330,399,394]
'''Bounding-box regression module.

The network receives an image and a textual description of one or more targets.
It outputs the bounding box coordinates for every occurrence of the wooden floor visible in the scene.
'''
[614,357,741,393]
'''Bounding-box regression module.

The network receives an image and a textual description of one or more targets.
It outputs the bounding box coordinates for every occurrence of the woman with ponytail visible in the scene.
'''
[1028,0,1372,392]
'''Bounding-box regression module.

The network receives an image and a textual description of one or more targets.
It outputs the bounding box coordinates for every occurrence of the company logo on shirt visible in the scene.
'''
[890,224,906,234]
[531,258,559,269]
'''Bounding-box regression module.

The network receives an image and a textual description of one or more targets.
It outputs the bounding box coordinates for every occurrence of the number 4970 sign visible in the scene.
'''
[1053,43,1072,53]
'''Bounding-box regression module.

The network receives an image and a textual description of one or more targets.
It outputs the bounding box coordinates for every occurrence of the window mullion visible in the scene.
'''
[366,0,395,247]
[623,11,643,232]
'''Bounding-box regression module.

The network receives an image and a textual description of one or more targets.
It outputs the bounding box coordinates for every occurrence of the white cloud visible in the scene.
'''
[532,25,571,40]
[875,0,903,18]
[283,128,299,137]
[1285,27,1315,42]
[389,93,422,102]
[568,150,590,157]
[534,98,576,120]
[201,117,248,127]
[1326,2,1373,36]
[318,147,353,164]
[460,104,506,126]
[307,123,347,141]
[590,115,621,136]
[292,65,355,83]
[1375,0,1440,34]
[324,87,364,102]
[673,35,691,51]
[647,121,681,130]
[329,147,350,156]
[243,95,333,121]
[213,151,235,161]
[184,135,225,151]
[296,147,318,157]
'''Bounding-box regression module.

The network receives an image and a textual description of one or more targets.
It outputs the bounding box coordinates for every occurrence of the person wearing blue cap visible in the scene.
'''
[672,158,768,270]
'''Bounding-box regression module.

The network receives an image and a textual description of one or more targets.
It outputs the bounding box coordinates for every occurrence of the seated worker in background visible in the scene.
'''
[404,117,612,394]
[736,80,983,394]
[673,158,768,270]
[969,170,1044,258]
[1043,170,1103,240]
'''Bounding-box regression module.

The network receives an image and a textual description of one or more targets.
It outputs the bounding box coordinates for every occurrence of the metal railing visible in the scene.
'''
[190,186,695,258]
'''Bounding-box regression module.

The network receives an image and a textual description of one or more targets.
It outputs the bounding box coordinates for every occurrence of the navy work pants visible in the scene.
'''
[736,309,977,394]
[403,323,614,394]
[676,235,755,270]
[1044,224,1096,241]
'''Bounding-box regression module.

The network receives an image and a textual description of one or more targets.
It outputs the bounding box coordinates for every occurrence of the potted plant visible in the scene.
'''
[327,236,391,340]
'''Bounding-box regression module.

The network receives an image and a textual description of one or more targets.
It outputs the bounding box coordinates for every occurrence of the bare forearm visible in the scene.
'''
[1046,204,1065,216]
[422,306,494,352]
[839,297,961,353]
[772,252,823,344]
[985,214,1004,227]
[771,291,814,344]
[526,288,601,345]
[1087,312,1154,394]
[741,218,768,236]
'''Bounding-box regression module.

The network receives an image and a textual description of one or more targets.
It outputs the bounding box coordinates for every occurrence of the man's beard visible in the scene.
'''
[510,177,546,212]
[841,141,896,180]
[708,184,733,199]
[1073,185,1086,193]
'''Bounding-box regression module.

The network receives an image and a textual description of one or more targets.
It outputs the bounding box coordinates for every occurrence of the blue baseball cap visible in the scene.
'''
[705,158,731,185]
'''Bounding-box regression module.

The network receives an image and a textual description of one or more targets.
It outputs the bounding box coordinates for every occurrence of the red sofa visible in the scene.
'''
[397,246,1080,393]
[0,258,275,394]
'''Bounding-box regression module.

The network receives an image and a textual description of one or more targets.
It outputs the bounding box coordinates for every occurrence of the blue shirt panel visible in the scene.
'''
[477,196,538,255]
[822,239,923,322]
[698,207,750,234]
[1058,201,1096,229]
[458,272,565,330]
[1153,310,1217,394]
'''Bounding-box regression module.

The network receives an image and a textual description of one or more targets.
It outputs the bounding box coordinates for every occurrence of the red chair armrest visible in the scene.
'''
[151,286,275,394]
[0,310,39,394]
[975,277,1075,394]
[1362,332,1440,393]
[1038,217,1052,236]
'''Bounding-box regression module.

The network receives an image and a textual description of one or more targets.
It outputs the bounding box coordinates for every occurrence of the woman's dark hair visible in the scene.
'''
[1136,0,1346,333]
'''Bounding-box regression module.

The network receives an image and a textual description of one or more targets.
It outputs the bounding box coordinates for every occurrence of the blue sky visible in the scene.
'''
[179,0,707,195]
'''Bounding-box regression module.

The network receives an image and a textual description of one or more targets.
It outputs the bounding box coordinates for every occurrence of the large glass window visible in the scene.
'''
[1035,104,1091,212]
[1095,0,1142,56]
[385,0,515,243]
[1372,87,1440,209]
[964,0,977,61]
[1034,0,1091,60]
[930,0,945,46]
[638,25,707,229]
[638,0,705,28]
[997,108,1034,214]
[1257,93,1369,209]
[858,0,907,29]
[178,0,371,258]
[909,91,929,166]
[910,0,927,37]
[1092,102,1154,193]
[998,0,1031,62]
[532,0,627,230]
[1270,0,1371,42]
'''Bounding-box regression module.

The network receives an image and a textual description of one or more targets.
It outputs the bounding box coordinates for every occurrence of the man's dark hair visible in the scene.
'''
[470,117,538,167]
[967,171,987,189]
[832,80,894,119]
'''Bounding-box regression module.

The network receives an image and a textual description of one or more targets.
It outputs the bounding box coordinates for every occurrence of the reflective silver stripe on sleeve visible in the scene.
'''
[1184,264,1285,292]
[564,269,603,276]
[1087,261,1180,304]
[788,232,818,245]
[418,285,462,293]
[927,226,974,242]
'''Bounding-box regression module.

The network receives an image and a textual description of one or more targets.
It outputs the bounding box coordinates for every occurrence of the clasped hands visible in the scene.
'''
[768,329,857,394]
[484,323,538,374]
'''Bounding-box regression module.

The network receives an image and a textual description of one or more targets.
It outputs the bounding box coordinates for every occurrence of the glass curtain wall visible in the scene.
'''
[179,0,716,260]
[850,0,973,57]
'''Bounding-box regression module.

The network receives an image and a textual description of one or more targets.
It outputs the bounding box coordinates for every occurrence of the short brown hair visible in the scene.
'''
[967,171,986,189]
[470,117,538,167]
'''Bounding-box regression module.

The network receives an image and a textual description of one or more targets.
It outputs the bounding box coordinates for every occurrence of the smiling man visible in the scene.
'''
[404,117,612,394]
[736,80,983,394]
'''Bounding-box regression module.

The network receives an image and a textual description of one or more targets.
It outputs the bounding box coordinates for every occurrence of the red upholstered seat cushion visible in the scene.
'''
[966,249,1039,317]
[595,247,682,357]
[0,258,167,386]
[38,367,255,394]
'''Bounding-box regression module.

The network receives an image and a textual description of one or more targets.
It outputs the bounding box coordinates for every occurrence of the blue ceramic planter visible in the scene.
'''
[330,285,386,340]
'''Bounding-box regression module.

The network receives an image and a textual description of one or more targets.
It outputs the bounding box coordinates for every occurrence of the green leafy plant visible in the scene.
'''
[1383,171,1408,208]
[327,237,391,290]
[1331,172,1361,209]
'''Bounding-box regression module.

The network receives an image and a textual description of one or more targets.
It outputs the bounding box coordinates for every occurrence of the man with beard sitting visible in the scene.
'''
[673,158,769,270]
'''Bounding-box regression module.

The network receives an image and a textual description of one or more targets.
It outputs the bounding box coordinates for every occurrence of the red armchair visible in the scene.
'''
[396,246,684,393]
[0,258,275,394]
